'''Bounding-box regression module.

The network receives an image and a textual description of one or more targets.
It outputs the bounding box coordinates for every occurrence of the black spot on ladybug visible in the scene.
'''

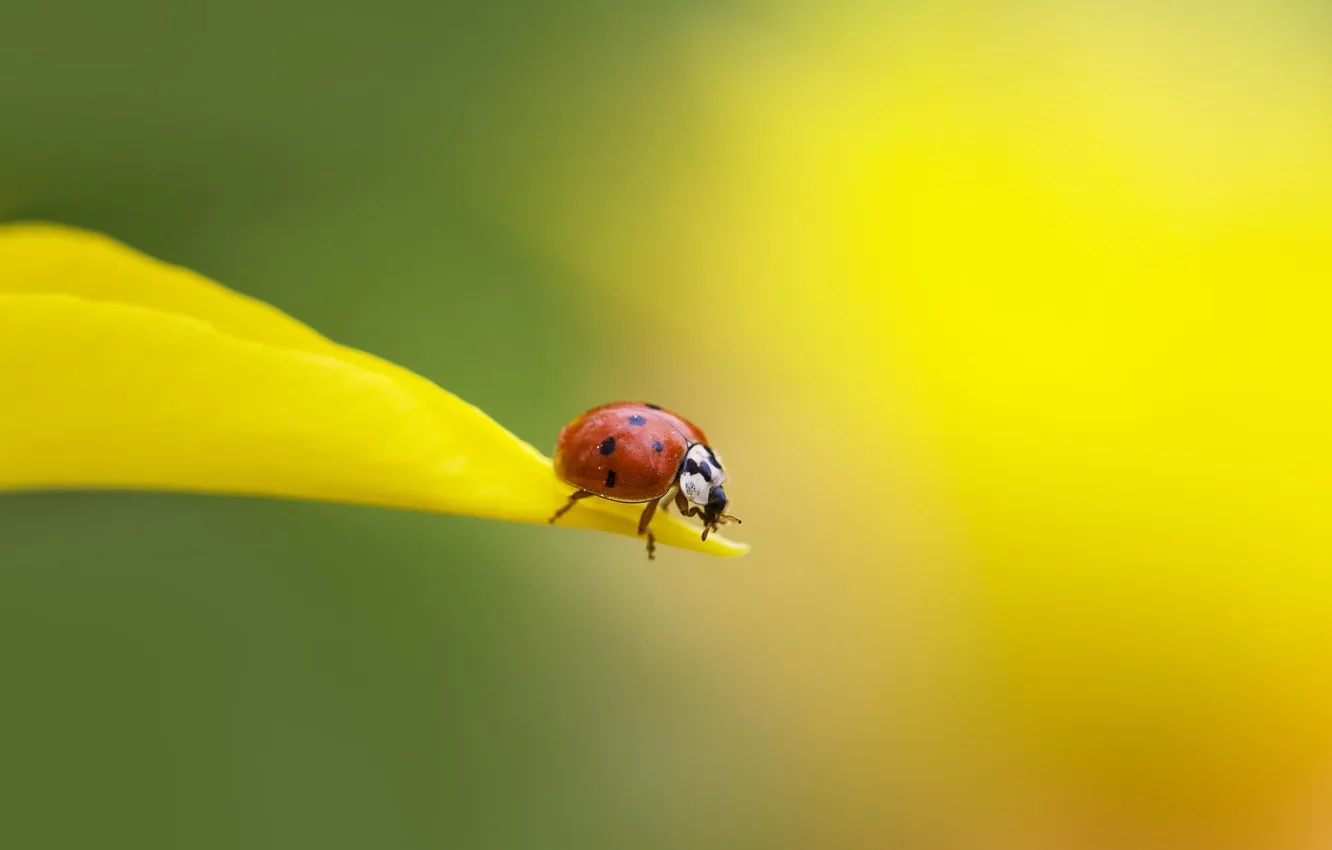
[684,458,701,476]
[645,403,662,410]
[652,440,664,453]
[599,437,616,456]
[704,446,721,469]
[699,461,713,482]
[628,414,646,426]
[605,469,617,488]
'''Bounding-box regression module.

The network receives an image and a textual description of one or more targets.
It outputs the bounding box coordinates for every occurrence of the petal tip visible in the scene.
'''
[705,537,752,557]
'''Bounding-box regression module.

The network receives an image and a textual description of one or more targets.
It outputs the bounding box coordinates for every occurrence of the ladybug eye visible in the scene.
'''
[707,485,727,511]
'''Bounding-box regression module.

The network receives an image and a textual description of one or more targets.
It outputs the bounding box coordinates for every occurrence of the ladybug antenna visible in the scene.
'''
[699,514,741,541]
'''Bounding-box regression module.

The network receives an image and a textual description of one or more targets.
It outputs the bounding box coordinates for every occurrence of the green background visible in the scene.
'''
[0,3,763,848]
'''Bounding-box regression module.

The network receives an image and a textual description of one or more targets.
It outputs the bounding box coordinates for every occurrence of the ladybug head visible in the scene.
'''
[700,484,742,541]
[678,445,743,541]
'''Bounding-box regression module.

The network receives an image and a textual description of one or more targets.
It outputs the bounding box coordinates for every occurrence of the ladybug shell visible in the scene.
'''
[553,402,708,503]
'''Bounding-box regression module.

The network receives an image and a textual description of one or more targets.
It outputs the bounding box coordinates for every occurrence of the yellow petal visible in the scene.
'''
[0,223,747,557]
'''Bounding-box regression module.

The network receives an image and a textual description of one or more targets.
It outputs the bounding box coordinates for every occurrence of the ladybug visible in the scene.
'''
[549,401,741,559]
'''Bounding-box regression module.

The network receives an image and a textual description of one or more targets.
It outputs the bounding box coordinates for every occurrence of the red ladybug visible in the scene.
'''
[549,402,741,558]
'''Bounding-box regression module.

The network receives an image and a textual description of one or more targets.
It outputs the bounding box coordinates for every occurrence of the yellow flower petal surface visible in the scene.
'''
[0,223,747,556]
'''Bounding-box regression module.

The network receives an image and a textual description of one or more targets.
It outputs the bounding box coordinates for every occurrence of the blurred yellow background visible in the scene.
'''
[2,1,1329,848]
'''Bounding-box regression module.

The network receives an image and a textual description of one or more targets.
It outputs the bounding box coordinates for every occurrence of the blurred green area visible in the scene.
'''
[0,2,768,848]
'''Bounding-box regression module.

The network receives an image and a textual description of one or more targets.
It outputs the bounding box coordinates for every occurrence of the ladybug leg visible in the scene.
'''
[670,490,721,542]
[637,500,659,561]
[673,490,692,516]
[549,489,593,524]
[637,499,659,534]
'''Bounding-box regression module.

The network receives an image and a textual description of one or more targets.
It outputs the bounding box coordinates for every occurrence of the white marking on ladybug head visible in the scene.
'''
[679,444,726,505]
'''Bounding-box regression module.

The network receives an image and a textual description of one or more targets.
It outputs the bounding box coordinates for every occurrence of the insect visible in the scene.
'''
[549,401,741,559]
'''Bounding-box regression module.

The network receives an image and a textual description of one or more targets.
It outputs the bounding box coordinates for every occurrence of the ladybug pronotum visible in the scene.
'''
[549,401,741,559]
